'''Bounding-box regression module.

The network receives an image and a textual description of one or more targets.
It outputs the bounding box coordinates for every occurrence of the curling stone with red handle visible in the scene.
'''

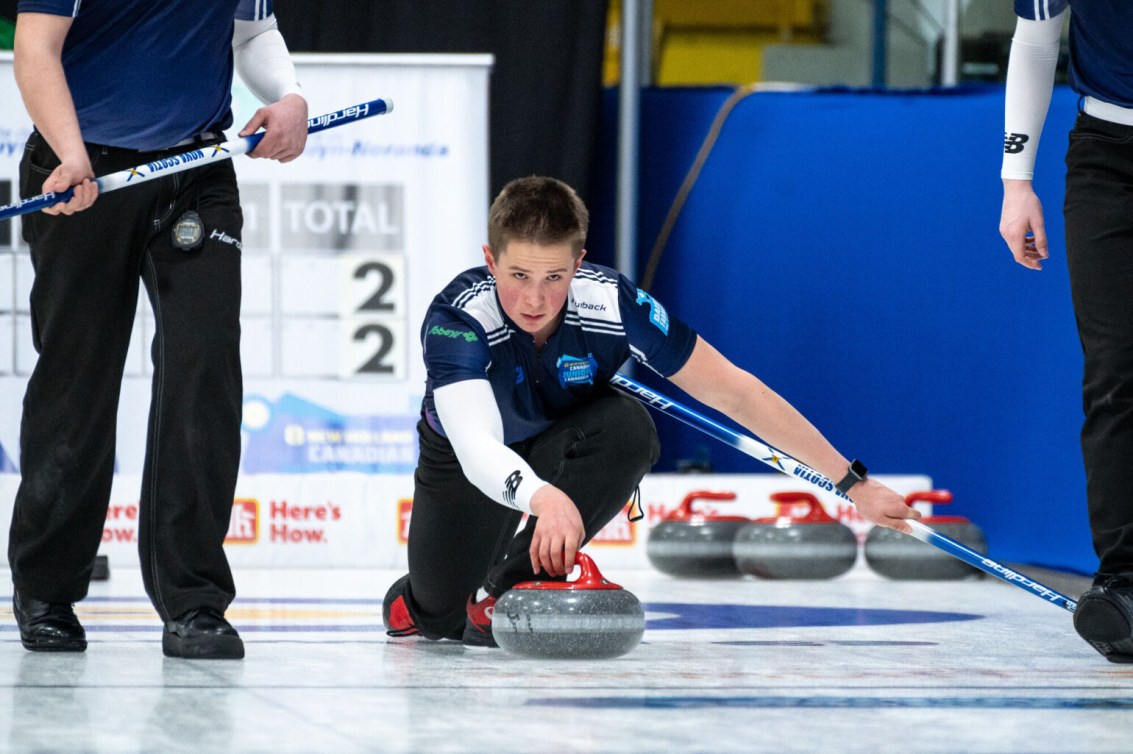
[491,552,645,659]
[732,491,858,579]
[864,490,987,579]
[647,490,750,578]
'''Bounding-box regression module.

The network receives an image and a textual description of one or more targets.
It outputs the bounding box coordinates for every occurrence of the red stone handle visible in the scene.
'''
[512,551,625,591]
[766,491,838,523]
[904,489,969,523]
[675,490,738,518]
[905,490,953,506]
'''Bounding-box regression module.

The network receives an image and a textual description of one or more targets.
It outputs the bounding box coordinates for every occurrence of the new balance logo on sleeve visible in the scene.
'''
[503,470,523,509]
[1004,132,1030,154]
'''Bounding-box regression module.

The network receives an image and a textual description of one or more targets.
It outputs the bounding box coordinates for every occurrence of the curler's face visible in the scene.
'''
[483,240,584,347]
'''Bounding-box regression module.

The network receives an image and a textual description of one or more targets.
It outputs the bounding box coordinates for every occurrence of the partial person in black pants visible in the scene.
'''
[999,0,1133,663]
[383,176,921,647]
[9,0,308,658]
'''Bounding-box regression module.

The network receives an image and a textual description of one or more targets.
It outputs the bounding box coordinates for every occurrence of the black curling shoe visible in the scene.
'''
[162,607,245,659]
[1074,576,1133,664]
[461,593,499,648]
[13,590,87,652]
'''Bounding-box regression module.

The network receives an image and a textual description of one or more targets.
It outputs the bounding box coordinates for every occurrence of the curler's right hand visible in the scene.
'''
[529,485,585,578]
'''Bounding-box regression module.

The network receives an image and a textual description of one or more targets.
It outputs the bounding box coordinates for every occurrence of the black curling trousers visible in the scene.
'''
[9,132,244,621]
[1064,112,1133,581]
[403,388,660,640]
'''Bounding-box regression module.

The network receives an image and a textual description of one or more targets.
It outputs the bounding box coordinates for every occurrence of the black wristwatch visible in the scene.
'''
[835,459,868,494]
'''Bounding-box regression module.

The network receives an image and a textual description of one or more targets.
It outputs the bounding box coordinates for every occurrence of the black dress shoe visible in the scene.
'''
[91,554,110,581]
[162,607,244,659]
[1074,575,1133,664]
[13,590,87,652]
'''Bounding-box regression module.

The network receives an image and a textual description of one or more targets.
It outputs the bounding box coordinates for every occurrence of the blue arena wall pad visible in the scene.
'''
[589,85,1093,575]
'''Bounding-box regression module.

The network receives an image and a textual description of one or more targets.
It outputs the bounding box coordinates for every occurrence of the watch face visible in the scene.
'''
[835,460,868,495]
[172,210,205,251]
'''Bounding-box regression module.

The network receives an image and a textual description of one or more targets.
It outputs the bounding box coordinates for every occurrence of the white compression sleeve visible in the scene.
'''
[432,380,548,515]
[233,16,304,105]
[1001,13,1065,180]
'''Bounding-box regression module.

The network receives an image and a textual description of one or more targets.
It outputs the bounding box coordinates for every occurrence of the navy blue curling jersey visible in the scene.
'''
[1015,1,1133,107]
[421,262,698,444]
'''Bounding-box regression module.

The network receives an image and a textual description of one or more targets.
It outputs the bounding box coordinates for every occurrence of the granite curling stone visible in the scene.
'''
[864,490,987,580]
[647,490,750,578]
[492,552,645,659]
[733,491,858,579]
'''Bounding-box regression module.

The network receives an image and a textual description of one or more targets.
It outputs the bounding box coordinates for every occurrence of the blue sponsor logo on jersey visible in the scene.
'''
[516,365,525,385]
[635,289,670,334]
[556,353,598,387]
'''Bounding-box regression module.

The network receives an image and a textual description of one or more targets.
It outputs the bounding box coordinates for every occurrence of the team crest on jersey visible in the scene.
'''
[557,353,598,387]
[635,289,670,334]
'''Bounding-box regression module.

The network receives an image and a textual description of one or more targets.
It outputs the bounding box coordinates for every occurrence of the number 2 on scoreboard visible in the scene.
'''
[339,254,407,379]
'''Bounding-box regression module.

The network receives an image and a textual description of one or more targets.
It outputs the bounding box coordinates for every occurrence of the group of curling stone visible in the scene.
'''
[414,489,984,662]
[647,489,987,581]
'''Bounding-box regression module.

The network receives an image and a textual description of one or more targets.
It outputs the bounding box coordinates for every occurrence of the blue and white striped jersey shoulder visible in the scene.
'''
[1014,1,1133,108]
[236,0,275,21]
[16,0,81,16]
[423,267,507,346]
[1014,0,1068,21]
[566,264,624,336]
[564,261,697,376]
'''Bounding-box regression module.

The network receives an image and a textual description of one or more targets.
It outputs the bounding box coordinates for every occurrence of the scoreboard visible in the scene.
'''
[0,53,492,476]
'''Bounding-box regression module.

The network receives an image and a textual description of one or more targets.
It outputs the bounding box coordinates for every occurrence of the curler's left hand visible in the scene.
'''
[241,93,308,163]
[849,478,921,534]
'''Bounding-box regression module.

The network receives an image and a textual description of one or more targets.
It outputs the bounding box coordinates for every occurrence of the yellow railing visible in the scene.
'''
[605,0,829,86]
